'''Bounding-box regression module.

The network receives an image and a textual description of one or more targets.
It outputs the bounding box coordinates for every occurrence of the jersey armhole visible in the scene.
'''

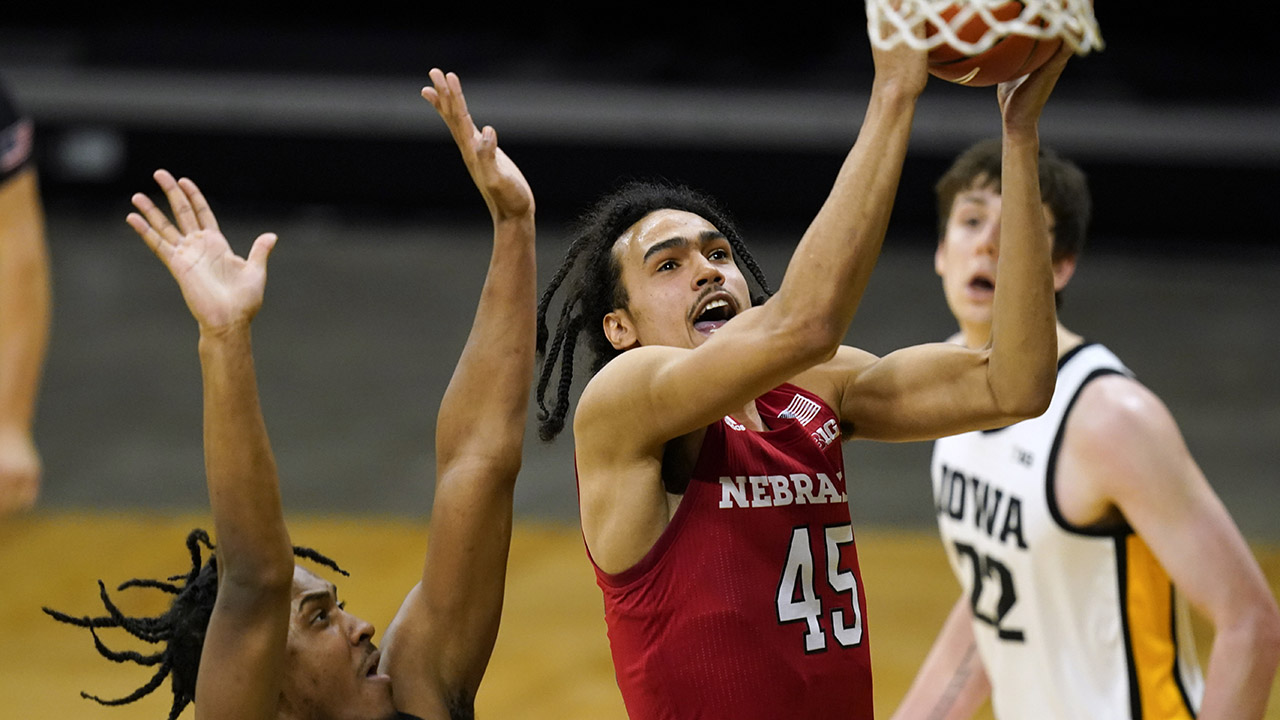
[1045,367,1133,537]
[590,428,715,589]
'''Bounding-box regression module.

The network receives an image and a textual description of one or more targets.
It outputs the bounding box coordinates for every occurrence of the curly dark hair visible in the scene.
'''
[43,528,347,720]
[534,178,774,442]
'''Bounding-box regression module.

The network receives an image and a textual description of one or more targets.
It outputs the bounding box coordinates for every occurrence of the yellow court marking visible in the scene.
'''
[3,512,1278,719]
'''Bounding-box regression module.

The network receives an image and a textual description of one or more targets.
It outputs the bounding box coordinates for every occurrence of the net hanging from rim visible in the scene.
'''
[866,0,1104,56]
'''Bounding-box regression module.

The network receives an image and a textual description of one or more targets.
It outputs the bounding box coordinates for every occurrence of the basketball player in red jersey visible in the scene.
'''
[533,24,1078,720]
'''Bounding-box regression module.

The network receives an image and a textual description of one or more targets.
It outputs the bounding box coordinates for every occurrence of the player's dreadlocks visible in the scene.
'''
[535,178,774,442]
[43,528,347,720]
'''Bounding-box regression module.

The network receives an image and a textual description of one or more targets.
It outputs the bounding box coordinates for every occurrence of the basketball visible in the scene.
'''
[926,1,1062,86]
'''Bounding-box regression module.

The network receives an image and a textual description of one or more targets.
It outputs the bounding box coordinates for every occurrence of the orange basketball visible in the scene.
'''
[926,1,1062,86]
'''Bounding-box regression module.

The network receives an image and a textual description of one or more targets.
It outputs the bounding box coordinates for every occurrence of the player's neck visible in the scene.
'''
[1055,324,1085,360]
[957,322,991,350]
[728,398,769,432]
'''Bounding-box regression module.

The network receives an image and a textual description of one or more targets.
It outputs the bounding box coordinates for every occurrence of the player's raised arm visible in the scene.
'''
[830,45,1074,442]
[126,170,288,720]
[575,31,930,451]
[981,43,1073,412]
[379,69,537,719]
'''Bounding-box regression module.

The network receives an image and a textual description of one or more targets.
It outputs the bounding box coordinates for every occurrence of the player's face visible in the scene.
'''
[280,567,396,720]
[935,181,1057,340]
[605,209,752,351]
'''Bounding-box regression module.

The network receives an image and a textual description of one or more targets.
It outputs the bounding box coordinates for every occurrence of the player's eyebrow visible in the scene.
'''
[296,584,338,612]
[643,236,689,263]
[643,230,726,263]
[955,191,991,205]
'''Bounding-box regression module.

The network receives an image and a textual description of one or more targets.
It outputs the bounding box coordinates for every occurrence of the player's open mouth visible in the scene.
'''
[692,294,737,334]
[360,649,387,680]
[968,273,995,296]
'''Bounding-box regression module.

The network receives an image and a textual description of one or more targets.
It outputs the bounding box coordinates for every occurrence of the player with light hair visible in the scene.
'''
[891,137,1280,720]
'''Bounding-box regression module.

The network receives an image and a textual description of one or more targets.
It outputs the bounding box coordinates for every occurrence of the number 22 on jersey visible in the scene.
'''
[954,541,1025,641]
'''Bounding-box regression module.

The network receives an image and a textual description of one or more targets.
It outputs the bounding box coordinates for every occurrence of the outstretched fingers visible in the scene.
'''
[125,206,163,254]
[127,189,180,259]
[178,176,220,233]
[153,169,203,236]
[443,69,467,114]
[423,68,480,149]
[423,68,533,221]
[126,169,226,261]
[422,68,467,117]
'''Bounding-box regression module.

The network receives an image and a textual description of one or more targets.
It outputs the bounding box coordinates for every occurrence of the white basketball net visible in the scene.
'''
[866,0,1105,56]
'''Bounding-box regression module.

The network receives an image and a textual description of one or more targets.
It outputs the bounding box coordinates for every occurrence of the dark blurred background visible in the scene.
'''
[3,9,1278,244]
[1,11,1277,540]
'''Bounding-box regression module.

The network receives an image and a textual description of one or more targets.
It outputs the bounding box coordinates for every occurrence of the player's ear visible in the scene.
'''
[1052,253,1077,292]
[604,309,638,351]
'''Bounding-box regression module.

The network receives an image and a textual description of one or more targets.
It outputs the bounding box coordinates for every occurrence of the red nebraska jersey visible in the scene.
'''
[587,383,873,720]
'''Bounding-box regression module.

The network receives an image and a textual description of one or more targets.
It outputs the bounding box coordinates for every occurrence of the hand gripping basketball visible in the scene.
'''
[866,0,1103,86]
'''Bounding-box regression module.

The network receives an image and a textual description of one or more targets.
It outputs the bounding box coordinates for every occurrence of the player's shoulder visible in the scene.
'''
[574,346,684,431]
[579,346,682,400]
[806,344,879,376]
[787,344,878,407]
[1055,372,1198,518]
[1066,372,1180,452]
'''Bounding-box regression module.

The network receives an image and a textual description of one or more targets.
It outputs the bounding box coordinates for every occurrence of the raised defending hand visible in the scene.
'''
[126,170,277,333]
[422,68,534,224]
[996,42,1074,133]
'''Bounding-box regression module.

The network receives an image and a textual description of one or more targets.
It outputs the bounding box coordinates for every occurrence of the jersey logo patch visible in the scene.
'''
[811,418,840,450]
[723,416,746,431]
[778,393,822,426]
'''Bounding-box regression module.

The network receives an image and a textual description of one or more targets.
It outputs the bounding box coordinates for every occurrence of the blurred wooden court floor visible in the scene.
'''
[3,511,1278,719]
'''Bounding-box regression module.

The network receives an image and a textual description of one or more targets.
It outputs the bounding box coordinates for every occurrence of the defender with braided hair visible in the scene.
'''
[45,68,536,720]
[533,27,1073,720]
[43,529,349,718]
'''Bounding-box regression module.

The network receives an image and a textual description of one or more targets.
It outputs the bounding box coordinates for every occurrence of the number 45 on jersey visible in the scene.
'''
[776,523,865,652]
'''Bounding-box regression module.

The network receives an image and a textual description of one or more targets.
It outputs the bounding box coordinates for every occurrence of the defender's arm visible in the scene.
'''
[379,69,537,719]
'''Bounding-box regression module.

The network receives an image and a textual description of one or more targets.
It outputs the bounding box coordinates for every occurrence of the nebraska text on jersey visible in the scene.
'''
[719,471,847,508]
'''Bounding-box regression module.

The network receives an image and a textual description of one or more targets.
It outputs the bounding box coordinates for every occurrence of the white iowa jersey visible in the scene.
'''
[931,342,1204,720]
